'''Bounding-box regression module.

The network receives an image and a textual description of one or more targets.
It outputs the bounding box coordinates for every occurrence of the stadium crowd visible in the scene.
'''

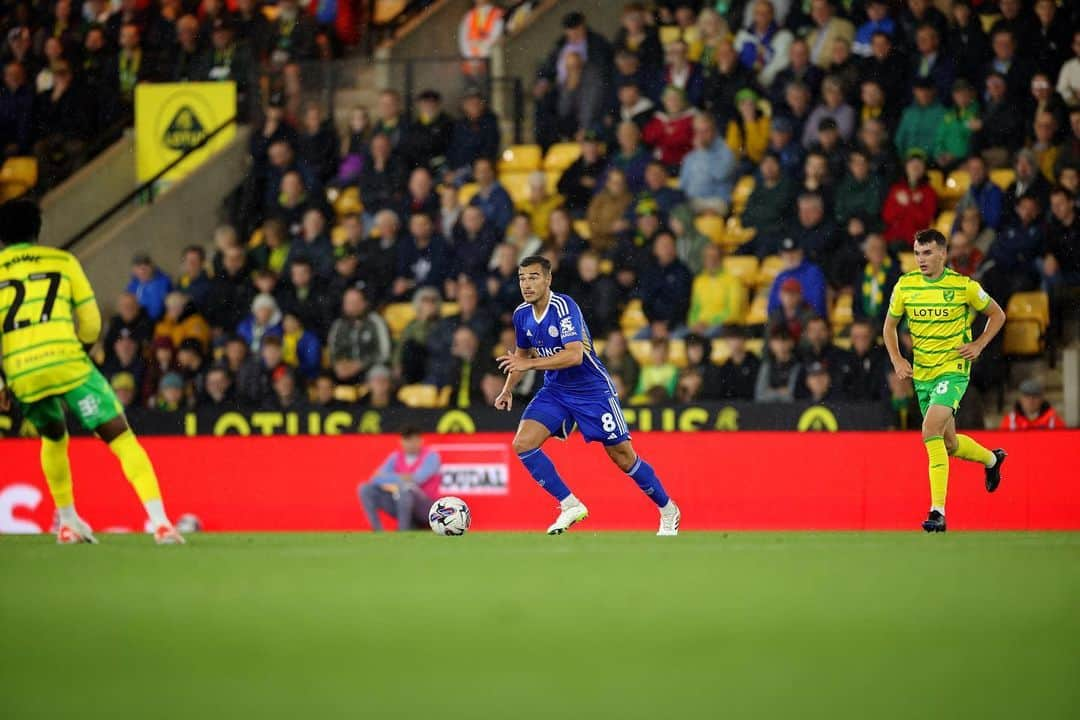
[17,0,1080,429]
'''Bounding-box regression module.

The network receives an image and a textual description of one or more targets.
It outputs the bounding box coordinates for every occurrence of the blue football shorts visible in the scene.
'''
[521,385,631,446]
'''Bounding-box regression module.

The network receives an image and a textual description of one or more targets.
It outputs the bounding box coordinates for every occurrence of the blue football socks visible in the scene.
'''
[518,448,572,501]
[627,457,670,508]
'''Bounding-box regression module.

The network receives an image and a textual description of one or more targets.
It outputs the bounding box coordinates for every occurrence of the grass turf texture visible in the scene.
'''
[2,532,1078,720]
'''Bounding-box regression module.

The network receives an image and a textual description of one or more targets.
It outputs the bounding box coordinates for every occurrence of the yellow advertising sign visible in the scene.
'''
[135,82,236,183]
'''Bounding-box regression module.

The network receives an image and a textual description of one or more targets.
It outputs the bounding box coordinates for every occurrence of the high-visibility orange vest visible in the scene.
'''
[463,5,502,58]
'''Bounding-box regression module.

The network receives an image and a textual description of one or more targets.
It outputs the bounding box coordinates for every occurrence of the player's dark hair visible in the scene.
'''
[400,425,422,438]
[913,228,947,247]
[0,199,42,246]
[519,255,551,274]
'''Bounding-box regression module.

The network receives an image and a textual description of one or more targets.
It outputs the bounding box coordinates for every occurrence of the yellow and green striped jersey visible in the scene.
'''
[0,243,101,403]
[887,268,992,382]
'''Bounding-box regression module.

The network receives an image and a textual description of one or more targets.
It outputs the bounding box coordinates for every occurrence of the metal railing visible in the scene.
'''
[60,116,237,252]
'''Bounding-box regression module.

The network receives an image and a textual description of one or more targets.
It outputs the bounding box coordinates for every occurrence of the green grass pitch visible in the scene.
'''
[2,532,1078,719]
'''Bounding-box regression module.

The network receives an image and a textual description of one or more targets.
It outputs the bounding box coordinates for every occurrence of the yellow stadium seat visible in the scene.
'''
[934,211,956,237]
[723,216,756,249]
[928,169,946,197]
[620,299,647,335]
[756,255,783,288]
[628,340,651,366]
[830,293,853,330]
[573,218,592,239]
[331,225,349,247]
[710,339,731,364]
[0,157,38,194]
[248,227,264,248]
[458,182,480,206]
[744,290,769,326]
[695,215,726,243]
[899,252,917,273]
[745,338,764,356]
[440,302,460,317]
[373,0,407,24]
[334,186,363,217]
[499,144,542,173]
[543,142,581,172]
[382,302,416,339]
[732,176,755,216]
[979,14,1000,34]
[659,26,681,44]
[723,256,760,286]
[1003,292,1050,356]
[333,384,361,403]
[500,171,532,207]
[545,171,560,195]
[990,168,1015,190]
[939,169,969,210]
[397,384,442,408]
[667,339,687,368]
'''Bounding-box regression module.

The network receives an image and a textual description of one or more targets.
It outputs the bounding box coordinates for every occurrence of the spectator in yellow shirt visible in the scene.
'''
[686,243,748,337]
[725,88,771,169]
[519,171,564,239]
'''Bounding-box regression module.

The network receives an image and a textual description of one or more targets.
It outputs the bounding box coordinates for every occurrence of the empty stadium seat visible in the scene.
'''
[709,339,731,364]
[1003,291,1050,356]
[333,186,363,217]
[756,255,783,288]
[732,176,754,216]
[695,215,726,244]
[620,299,647,335]
[989,168,1015,190]
[543,143,581,172]
[942,169,970,207]
[723,256,759,286]
[398,384,442,408]
[723,216,756,248]
[934,211,956,237]
[499,171,532,207]
[659,25,681,44]
[830,293,853,330]
[668,339,687,368]
[382,303,416,339]
[498,144,542,173]
[545,171,560,195]
[899,252,917,273]
[744,290,769,326]
[441,302,460,317]
[458,182,480,206]
[927,169,946,198]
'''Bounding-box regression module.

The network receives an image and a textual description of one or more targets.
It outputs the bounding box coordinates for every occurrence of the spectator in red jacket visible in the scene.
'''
[642,86,697,172]
[882,150,938,249]
[999,378,1066,430]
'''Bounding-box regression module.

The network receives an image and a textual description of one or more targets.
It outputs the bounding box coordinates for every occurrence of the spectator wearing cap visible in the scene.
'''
[726,88,771,169]
[126,253,173,322]
[638,231,693,339]
[734,0,793,88]
[955,156,1005,231]
[235,334,284,406]
[687,243,747,337]
[766,115,805,176]
[834,149,883,227]
[882,151,937,249]
[1000,378,1066,430]
[446,90,501,182]
[400,90,454,174]
[766,277,818,344]
[358,427,442,532]
[742,153,797,248]
[643,86,698,173]
[894,76,945,159]
[805,0,854,70]
[850,233,899,328]
[360,365,402,410]
[557,131,609,215]
[280,312,322,380]
[327,287,391,384]
[802,75,854,148]
[153,291,211,355]
[768,237,827,318]
[610,121,652,194]
[678,113,735,216]
[755,325,801,403]
[802,361,836,403]
[931,79,980,172]
[155,372,189,412]
[712,326,761,400]
[973,72,1024,166]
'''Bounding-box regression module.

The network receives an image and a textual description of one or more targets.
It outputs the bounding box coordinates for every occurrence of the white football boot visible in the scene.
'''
[657,501,680,537]
[56,517,98,544]
[546,500,589,535]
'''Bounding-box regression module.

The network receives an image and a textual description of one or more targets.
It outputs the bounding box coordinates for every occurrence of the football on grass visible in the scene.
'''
[429,497,471,536]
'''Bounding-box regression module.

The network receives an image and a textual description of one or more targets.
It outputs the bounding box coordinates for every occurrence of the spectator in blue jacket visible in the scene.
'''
[767,236,828,319]
[237,293,284,352]
[445,89,501,184]
[954,155,1004,230]
[637,231,692,338]
[852,0,896,57]
[280,312,322,379]
[679,113,735,215]
[126,254,173,321]
[468,157,513,235]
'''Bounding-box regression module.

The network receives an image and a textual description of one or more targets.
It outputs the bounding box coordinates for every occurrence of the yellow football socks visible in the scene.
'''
[40,435,74,509]
[925,436,949,509]
[108,430,162,503]
[951,434,996,467]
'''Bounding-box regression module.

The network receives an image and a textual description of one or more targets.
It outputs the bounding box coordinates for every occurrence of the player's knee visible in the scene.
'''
[944,436,958,454]
[512,435,539,456]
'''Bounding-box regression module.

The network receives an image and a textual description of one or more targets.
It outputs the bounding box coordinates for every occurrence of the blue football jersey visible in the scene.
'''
[513,292,617,394]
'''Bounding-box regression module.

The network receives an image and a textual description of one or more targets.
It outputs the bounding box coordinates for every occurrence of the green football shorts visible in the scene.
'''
[913,374,969,417]
[18,367,124,433]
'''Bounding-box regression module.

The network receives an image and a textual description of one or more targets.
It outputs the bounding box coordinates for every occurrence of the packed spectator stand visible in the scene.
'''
[3,0,1079,431]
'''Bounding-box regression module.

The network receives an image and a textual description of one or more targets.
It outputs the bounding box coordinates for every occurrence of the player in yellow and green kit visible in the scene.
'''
[0,200,183,544]
[883,228,1008,533]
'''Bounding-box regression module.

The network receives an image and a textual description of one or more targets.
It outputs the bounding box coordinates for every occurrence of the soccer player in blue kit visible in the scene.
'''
[495,256,681,536]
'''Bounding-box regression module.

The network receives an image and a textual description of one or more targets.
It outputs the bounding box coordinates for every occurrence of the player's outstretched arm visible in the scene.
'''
[882,313,912,380]
[957,299,1006,361]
